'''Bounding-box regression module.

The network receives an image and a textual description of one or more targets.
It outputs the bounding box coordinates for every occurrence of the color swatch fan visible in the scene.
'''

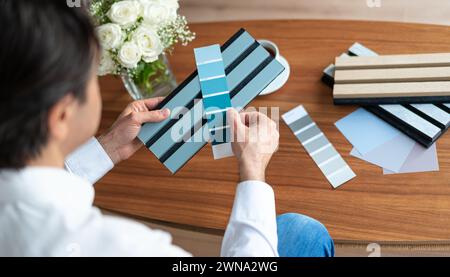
[137,29,286,173]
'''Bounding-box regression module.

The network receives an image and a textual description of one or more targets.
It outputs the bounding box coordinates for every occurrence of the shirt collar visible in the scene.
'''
[0,167,95,213]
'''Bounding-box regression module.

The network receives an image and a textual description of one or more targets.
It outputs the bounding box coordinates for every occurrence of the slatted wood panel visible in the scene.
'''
[95,20,450,241]
[325,44,450,146]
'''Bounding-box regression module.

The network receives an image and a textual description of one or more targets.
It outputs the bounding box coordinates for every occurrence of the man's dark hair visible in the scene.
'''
[0,0,99,169]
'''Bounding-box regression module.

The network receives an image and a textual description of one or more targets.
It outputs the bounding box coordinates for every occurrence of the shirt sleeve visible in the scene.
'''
[65,138,114,184]
[221,181,279,257]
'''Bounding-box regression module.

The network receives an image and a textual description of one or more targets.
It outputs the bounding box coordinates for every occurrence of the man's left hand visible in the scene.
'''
[98,97,171,165]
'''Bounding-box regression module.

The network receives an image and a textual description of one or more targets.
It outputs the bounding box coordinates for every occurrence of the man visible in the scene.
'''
[0,0,334,257]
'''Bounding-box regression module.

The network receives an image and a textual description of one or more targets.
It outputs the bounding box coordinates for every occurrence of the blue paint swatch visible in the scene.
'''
[197,62,226,79]
[203,94,232,112]
[194,46,223,65]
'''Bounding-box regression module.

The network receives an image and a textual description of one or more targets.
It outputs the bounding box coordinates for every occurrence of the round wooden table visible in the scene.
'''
[96,20,450,242]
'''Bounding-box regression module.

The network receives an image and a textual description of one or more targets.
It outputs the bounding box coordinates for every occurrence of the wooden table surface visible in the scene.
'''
[96,20,450,242]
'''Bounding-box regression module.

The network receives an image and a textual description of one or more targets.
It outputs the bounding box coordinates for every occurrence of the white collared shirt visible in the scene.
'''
[0,138,278,257]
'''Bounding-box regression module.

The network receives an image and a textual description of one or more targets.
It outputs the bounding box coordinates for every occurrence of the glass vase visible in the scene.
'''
[121,54,177,100]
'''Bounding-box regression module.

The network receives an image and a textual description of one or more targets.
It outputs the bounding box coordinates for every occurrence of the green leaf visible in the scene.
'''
[131,59,169,97]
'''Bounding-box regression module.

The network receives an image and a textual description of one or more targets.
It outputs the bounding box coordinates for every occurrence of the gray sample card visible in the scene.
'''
[283,105,356,189]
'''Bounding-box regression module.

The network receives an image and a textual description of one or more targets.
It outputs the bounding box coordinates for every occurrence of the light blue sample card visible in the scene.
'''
[194,44,233,160]
[383,143,439,175]
[335,108,401,155]
[283,105,356,189]
[350,134,416,173]
[352,142,439,175]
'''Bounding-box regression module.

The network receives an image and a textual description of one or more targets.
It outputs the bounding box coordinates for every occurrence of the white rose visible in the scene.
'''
[107,1,142,28]
[98,51,117,76]
[133,27,163,63]
[96,23,124,50]
[118,41,142,68]
[141,2,177,27]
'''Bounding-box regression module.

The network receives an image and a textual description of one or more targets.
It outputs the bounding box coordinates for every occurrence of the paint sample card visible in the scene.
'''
[350,134,416,172]
[283,105,356,189]
[338,108,439,175]
[352,143,439,175]
[350,134,416,173]
[194,44,233,160]
[383,143,439,175]
[335,108,402,155]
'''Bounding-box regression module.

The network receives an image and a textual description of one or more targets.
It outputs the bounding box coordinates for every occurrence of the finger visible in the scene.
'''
[238,112,252,125]
[120,98,160,117]
[264,118,279,142]
[141,97,166,111]
[250,112,273,129]
[243,112,261,127]
[240,112,247,125]
[130,109,171,124]
[228,109,241,130]
[228,109,246,143]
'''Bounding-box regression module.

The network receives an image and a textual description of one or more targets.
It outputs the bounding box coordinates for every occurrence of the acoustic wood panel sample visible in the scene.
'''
[323,42,450,147]
[365,105,443,147]
[409,104,450,129]
[333,52,450,104]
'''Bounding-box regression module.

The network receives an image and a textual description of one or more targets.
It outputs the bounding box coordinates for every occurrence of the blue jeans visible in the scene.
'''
[277,213,335,257]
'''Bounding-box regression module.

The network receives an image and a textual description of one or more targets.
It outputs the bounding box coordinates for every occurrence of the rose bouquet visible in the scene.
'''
[89,0,195,98]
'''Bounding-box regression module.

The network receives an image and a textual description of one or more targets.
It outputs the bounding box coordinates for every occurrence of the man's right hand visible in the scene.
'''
[229,109,280,183]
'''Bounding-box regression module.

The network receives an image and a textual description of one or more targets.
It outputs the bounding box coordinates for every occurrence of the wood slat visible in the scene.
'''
[335,53,450,69]
[335,67,450,84]
[334,81,450,98]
